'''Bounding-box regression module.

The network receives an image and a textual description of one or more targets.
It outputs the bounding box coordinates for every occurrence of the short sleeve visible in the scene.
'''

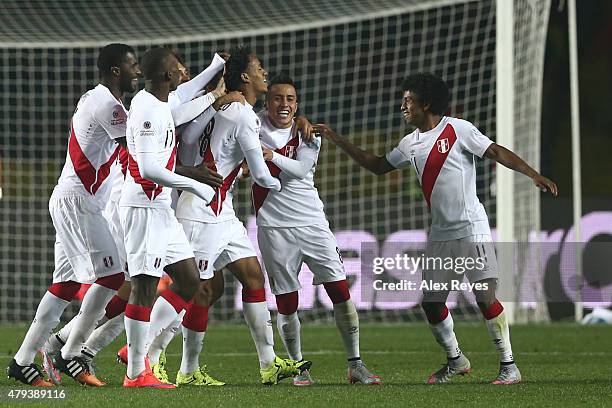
[95,99,127,140]
[385,136,411,169]
[133,111,162,154]
[235,111,262,152]
[458,122,493,158]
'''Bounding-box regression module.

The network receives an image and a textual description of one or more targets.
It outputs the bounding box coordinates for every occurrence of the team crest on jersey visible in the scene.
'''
[437,138,450,154]
[103,256,114,268]
[198,259,209,271]
[143,121,151,129]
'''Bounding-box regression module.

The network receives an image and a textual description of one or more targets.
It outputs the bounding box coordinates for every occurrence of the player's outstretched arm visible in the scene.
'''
[172,93,216,126]
[484,143,558,195]
[313,124,395,175]
[173,53,226,104]
[173,90,244,127]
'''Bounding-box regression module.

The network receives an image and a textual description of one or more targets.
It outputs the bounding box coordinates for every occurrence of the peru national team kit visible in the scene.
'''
[120,89,205,279]
[386,116,498,286]
[176,101,279,279]
[254,112,346,295]
[50,84,126,283]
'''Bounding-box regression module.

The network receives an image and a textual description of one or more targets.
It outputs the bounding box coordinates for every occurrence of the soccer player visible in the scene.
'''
[254,73,381,385]
[119,47,217,388]
[119,61,234,387]
[39,52,232,384]
[173,45,311,385]
[314,73,557,385]
[7,43,141,387]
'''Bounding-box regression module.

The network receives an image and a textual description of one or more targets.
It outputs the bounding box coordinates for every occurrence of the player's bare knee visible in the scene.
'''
[194,280,214,306]
[230,258,264,290]
[117,280,132,301]
[421,295,446,316]
[210,270,225,302]
[130,276,157,306]
[473,278,497,307]
[182,278,199,300]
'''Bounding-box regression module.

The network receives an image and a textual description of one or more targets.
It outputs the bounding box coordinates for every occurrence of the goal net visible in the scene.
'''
[0,0,550,323]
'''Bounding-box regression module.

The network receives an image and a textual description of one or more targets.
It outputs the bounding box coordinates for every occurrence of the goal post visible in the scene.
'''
[495,0,516,324]
[0,0,552,324]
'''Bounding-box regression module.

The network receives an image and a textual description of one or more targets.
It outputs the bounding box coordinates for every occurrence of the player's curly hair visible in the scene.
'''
[97,43,135,75]
[224,45,254,92]
[402,73,450,115]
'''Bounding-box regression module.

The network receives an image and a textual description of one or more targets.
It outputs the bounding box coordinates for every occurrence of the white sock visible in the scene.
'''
[60,283,117,359]
[54,316,76,345]
[333,300,360,360]
[277,312,302,361]
[243,301,275,368]
[82,313,125,358]
[149,312,184,365]
[145,296,182,354]
[42,317,74,355]
[15,291,70,366]
[485,310,514,363]
[180,327,206,374]
[429,312,461,359]
[125,315,149,379]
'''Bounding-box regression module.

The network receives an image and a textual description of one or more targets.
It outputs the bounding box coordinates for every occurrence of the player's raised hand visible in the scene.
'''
[191,162,224,188]
[533,174,558,196]
[296,115,315,142]
[211,76,226,98]
[213,91,245,110]
[217,51,231,61]
[312,124,338,141]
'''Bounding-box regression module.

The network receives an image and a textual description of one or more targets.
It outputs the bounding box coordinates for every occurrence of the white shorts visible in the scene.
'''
[258,225,346,295]
[179,218,256,280]
[49,194,121,283]
[422,234,498,291]
[103,200,129,281]
[120,206,194,278]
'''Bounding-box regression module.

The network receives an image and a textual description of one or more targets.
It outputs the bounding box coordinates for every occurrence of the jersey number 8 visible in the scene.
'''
[199,118,215,158]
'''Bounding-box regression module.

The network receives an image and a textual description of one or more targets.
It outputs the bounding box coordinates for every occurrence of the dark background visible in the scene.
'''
[541,1,612,205]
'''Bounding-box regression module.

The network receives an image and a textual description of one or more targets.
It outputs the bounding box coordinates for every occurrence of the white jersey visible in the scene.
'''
[176,101,261,223]
[254,113,327,227]
[54,84,127,209]
[120,90,177,209]
[108,147,129,203]
[386,116,494,241]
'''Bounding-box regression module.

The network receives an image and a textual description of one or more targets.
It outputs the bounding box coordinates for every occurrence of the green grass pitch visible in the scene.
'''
[1,323,611,407]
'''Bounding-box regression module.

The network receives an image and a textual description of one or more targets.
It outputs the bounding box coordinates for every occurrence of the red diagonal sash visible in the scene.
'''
[420,124,457,209]
[251,135,299,215]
